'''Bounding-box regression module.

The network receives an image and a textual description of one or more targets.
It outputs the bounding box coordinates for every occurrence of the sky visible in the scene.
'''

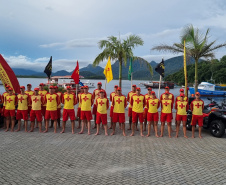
[0,0,226,72]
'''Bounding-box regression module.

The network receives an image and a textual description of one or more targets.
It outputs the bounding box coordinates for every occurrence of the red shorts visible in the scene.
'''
[110,106,114,117]
[128,107,132,117]
[16,110,28,120]
[57,108,61,119]
[4,109,15,117]
[28,106,31,114]
[63,109,76,122]
[92,104,97,115]
[41,106,46,117]
[96,112,107,125]
[112,113,125,123]
[191,115,203,127]
[143,108,148,119]
[77,107,81,118]
[45,110,58,120]
[132,112,144,123]
[176,114,187,122]
[2,106,5,116]
[81,111,92,121]
[161,113,172,122]
[30,110,42,122]
[147,112,159,122]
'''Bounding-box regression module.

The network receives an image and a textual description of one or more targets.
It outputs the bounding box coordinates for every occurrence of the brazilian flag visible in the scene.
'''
[128,58,133,80]
[44,56,52,79]
[155,58,165,77]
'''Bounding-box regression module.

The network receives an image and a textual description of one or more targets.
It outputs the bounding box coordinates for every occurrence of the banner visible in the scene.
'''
[0,54,20,93]
[44,56,52,79]
[71,60,79,84]
[155,58,165,77]
[103,56,113,83]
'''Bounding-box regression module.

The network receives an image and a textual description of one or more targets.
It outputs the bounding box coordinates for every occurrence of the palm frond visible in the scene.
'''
[133,57,153,75]
[152,44,183,54]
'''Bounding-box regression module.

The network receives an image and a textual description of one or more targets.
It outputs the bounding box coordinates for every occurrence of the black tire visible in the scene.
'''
[209,120,225,138]
[186,115,192,131]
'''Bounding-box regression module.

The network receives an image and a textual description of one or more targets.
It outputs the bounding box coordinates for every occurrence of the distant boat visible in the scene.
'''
[140,81,174,89]
[189,82,226,96]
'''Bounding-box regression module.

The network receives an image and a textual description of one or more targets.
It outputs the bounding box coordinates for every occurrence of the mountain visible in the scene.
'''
[12,68,40,76]
[80,64,104,74]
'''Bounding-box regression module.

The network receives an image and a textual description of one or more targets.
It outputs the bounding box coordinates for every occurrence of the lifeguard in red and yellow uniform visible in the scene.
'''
[175,89,188,102]
[109,85,118,129]
[143,87,152,131]
[95,90,109,136]
[160,92,173,138]
[111,87,127,136]
[126,84,137,130]
[4,87,17,132]
[15,86,29,132]
[146,91,160,137]
[61,86,77,134]
[175,93,189,138]
[2,85,10,129]
[92,82,107,128]
[130,87,145,137]
[77,86,84,129]
[190,92,204,138]
[43,86,60,133]
[25,84,34,114]
[29,88,44,133]
[79,86,93,135]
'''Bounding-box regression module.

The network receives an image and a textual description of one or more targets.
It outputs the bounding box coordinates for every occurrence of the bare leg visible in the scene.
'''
[15,120,21,132]
[95,124,100,135]
[146,121,151,137]
[140,122,144,136]
[183,121,188,138]
[29,121,35,132]
[119,122,122,129]
[92,115,96,129]
[79,119,85,134]
[109,118,113,129]
[49,120,54,128]
[160,122,165,137]
[60,121,66,133]
[154,121,159,137]
[130,122,135,136]
[38,122,42,132]
[24,120,28,132]
[57,118,61,128]
[11,117,15,132]
[136,122,139,131]
[54,120,57,133]
[87,120,91,135]
[77,117,81,129]
[192,125,195,138]
[167,122,172,138]
[71,120,75,134]
[199,126,203,138]
[104,125,108,136]
[111,122,116,135]
[5,117,10,132]
[128,117,132,130]
[43,119,49,133]
[144,119,147,132]
[122,123,126,136]
[175,121,180,138]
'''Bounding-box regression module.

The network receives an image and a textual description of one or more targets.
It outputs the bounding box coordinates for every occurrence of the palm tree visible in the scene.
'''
[152,24,226,92]
[93,34,153,88]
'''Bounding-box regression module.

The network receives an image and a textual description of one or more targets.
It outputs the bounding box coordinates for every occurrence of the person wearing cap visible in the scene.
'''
[190,92,204,138]
[25,84,34,117]
[79,86,93,135]
[111,87,127,136]
[61,86,77,134]
[29,88,44,132]
[95,90,109,136]
[43,86,60,133]
[175,89,187,102]
[146,91,160,137]
[4,87,17,132]
[15,86,29,132]
[143,87,152,132]
[109,85,118,129]
[38,83,48,120]
[127,85,137,130]
[2,85,10,129]
[77,86,84,129]
[175,93,189,138]
[160,92,173,138]
[49,86,62,129]
[130,87,145,136]
[92,82,107,129]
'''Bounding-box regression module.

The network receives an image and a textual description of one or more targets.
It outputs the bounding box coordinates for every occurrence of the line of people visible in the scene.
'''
[0,82,204,138]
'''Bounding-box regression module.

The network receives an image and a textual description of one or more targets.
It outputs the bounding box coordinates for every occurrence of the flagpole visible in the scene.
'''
[76,84,78,99]
[105,78,107,90]
[131,72,133,91]
[158,75,162,99]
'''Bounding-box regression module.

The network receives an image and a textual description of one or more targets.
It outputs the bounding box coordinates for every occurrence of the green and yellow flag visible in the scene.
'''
[128,57,133,80]
[103,56,113,83]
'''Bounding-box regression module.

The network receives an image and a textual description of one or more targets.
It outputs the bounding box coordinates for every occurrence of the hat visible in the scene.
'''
[49,86,54,89]
[99,89,104,93]
[81,86,84,89]
[27,84,31,86]
[66,86,71,90]
[191,94,194,97]
[148,87,152,90]
[132,85,137,87]
[20,86,25,89]
[39,83,45,86]
[54,86,58,89]
[195,92,200,96]
[180,88,184,92]
[34,88,39,91]
[114,85,118,88]
[180,93,185,97]
[165,86,169,89]
[136,87,141,91]
[187,87,189,90]
[8,87,13,91]
[97,82,102,85]
[5,85,10,88]
[151,91,155,95]
[83,86,88,89]
[117,87,121,91]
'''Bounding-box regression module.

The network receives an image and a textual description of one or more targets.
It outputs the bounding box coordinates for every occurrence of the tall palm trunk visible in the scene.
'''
[194,59,198,92]
[119,59,122,88]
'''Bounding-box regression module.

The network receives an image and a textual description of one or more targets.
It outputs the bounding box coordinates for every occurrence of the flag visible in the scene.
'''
[44,56,52,79]
[0,54,20,93]
[128,57,133,80]
[71,60,79,84]
[103,56,113,83]
[184,40,188,96]
[155,58,165,77]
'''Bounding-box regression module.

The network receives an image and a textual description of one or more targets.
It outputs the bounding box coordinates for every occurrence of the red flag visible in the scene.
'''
[71,61,79,84]
[0,54,20,93]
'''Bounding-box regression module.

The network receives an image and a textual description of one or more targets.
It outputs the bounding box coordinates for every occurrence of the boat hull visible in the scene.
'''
[189,87,226,97]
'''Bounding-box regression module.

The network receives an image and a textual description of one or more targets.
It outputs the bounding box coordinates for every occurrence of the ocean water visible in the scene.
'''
[0,78,225,107]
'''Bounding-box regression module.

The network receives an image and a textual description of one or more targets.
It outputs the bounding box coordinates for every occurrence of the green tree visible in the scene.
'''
[152,24,226,92]
[93,35,152,88]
